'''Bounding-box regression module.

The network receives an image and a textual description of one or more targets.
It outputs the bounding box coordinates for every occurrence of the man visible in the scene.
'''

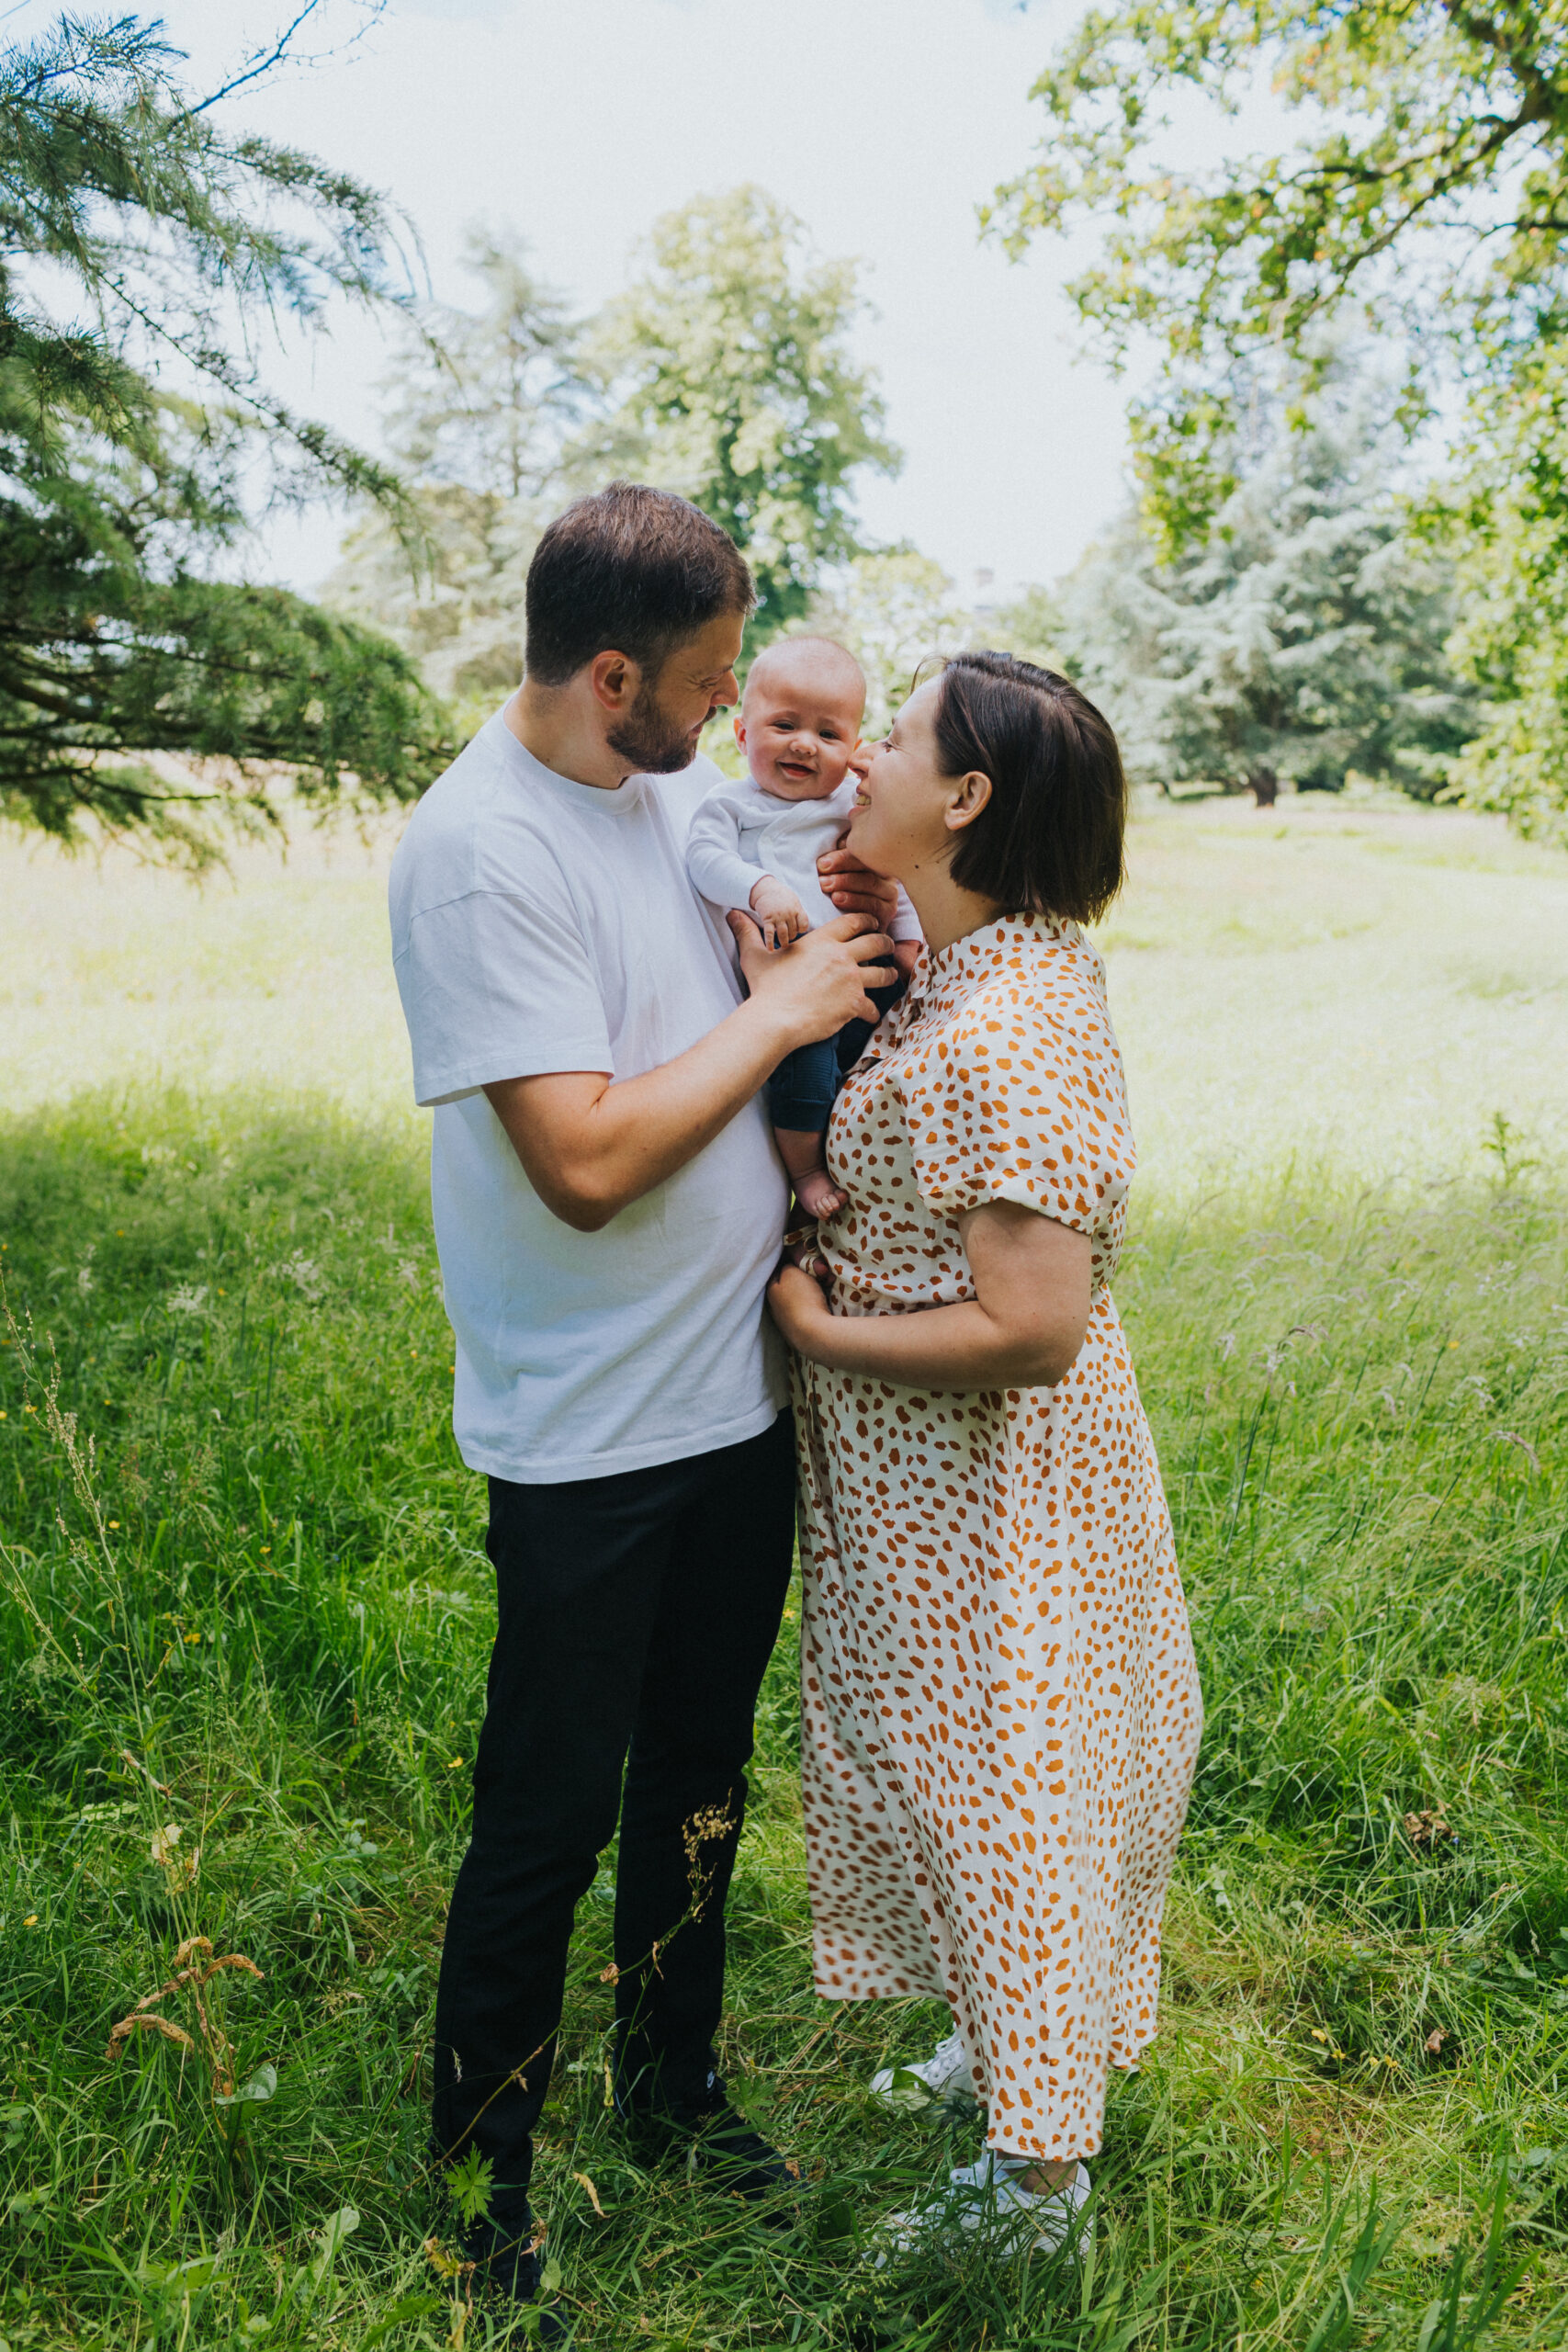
[389,481,893,2327]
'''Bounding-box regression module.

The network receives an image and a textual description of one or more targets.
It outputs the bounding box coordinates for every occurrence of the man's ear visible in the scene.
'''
[944,770,993,832]
[588,649,636,714]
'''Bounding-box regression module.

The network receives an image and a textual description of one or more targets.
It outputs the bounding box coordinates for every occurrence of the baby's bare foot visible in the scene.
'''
[793,1166,846,1221]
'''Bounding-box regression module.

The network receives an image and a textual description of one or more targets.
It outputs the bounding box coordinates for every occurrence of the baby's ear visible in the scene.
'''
[732,714,747,751]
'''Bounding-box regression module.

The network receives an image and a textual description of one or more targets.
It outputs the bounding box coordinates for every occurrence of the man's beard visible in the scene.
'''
[606,680,702,775]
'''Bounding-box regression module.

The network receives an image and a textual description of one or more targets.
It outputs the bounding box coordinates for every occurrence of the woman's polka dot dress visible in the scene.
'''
[793,910,1203,2163]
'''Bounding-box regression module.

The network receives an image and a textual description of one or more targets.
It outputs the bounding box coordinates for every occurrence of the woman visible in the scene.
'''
[768,652,1202,2258]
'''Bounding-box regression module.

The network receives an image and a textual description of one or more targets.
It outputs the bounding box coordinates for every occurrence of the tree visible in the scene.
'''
[1,14,452,863]
[804,548,973,733]
[984,585,1067,674]
[986,0,1568,830]
[578,187,901,639]
[325,229,585,726]
[1057,383,1479,803]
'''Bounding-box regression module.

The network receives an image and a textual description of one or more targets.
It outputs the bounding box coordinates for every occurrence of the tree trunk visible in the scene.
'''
[1248,765,1280,808]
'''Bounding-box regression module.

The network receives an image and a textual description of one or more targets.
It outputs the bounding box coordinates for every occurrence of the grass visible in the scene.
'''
[3,792,1566,2346]
[2,1091,1565,2351]
[6,790,1568,1185]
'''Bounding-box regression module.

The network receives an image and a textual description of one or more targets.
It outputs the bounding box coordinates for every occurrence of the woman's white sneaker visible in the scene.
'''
[868,2028,978,2112]
[874,2153,1092,2264]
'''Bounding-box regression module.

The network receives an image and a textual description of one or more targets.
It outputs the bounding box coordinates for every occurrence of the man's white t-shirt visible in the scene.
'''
[389,714,790,1485]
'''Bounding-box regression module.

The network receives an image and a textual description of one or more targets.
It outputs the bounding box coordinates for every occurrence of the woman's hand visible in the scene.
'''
[766,1202,1092,1389]
[817,841,899,925]
[767,1260,839,1361]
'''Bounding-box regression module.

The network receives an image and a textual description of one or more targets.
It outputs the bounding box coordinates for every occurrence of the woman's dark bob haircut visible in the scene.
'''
[931,651,1126,925]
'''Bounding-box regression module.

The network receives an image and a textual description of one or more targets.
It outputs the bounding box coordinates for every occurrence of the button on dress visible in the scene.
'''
[793,911,1203,2162]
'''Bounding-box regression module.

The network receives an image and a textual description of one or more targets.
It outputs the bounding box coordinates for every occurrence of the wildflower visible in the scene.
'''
[167,1283,209,1315]
[23,1915,38,1927]
[107,1520,119,1529]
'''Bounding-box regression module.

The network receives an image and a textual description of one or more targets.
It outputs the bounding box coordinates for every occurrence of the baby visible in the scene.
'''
[687,637,922,1218]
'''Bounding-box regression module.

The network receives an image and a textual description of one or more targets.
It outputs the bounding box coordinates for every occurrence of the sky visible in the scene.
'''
[12,0,1142,601]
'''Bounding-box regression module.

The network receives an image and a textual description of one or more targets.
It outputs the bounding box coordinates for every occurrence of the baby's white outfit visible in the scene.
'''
[686,774,921,938]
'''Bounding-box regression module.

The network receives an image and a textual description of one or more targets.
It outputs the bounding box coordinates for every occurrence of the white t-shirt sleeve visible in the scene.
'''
[686,786,763,914]
[395,888,614,1107]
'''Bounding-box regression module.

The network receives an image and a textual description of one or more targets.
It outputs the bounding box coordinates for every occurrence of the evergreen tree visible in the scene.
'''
[1060,387,1479,803]
[1,14,451,863]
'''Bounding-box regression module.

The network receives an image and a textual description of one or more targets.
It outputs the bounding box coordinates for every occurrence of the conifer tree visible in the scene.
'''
[1,13,451,862]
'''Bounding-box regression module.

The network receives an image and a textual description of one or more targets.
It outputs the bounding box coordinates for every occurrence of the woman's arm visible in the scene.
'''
[768,1199,1092,1388]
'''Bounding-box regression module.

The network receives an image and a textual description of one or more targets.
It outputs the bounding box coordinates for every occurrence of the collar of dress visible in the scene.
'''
[857,910,1071,1074]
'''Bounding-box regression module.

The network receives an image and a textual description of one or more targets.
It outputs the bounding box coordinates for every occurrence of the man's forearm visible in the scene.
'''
[485,994,796,1231]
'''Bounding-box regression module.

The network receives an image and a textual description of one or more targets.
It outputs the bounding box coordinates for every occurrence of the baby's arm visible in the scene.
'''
[686,787,769,916]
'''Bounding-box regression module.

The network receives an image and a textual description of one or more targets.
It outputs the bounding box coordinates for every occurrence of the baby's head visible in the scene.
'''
[735,637,866,802]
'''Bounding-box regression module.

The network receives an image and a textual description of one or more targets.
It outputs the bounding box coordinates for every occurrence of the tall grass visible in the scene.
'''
[1,1094,1564,2348]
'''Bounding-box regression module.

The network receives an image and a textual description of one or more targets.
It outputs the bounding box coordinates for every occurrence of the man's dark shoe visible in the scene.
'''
[625,2074,802,2212]
[461,2211,570,2342]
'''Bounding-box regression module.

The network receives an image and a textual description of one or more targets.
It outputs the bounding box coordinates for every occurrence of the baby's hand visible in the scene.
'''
[750,875,810,949]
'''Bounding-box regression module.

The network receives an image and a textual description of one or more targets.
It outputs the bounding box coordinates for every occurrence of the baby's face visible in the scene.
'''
[735,662,865,802]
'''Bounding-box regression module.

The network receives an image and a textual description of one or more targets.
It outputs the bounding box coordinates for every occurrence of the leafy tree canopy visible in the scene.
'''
[987,0,1567,537]
[2,11,452,863]
[331,189,905,711]
[578,186,901,640]
[987,0,1568,831]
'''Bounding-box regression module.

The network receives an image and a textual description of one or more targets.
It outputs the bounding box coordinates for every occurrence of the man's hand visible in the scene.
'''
[749,874,810,948]
[728,909,894,1035]
[483,913,893,1235]
[817,840,899,926]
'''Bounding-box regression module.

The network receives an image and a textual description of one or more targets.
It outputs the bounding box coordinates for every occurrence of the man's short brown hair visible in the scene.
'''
[525,482,755,686]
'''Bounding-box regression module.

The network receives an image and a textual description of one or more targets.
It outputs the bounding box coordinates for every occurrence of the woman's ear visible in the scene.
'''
[944,769,993,833]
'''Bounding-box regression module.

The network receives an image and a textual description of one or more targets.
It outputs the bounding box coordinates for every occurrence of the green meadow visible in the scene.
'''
[2,792,1566,2350]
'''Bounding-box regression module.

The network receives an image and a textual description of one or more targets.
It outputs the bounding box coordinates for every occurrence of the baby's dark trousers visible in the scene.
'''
[766,975,905,1136]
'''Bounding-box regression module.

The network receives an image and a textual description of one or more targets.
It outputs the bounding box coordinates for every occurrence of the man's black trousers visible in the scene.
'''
[431,1409,796,2212]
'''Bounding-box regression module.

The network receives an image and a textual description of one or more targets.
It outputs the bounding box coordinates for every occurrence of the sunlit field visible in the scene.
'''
[6,789,1567,1186]
[3,793,1566,2350]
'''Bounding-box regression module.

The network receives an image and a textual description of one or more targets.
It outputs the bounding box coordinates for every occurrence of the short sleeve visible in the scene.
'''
[897,986,1134,1237]
[393,889,613,1107]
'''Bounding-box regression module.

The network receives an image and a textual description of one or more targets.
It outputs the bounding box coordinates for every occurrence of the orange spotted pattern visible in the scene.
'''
[793,911,1203,2163]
